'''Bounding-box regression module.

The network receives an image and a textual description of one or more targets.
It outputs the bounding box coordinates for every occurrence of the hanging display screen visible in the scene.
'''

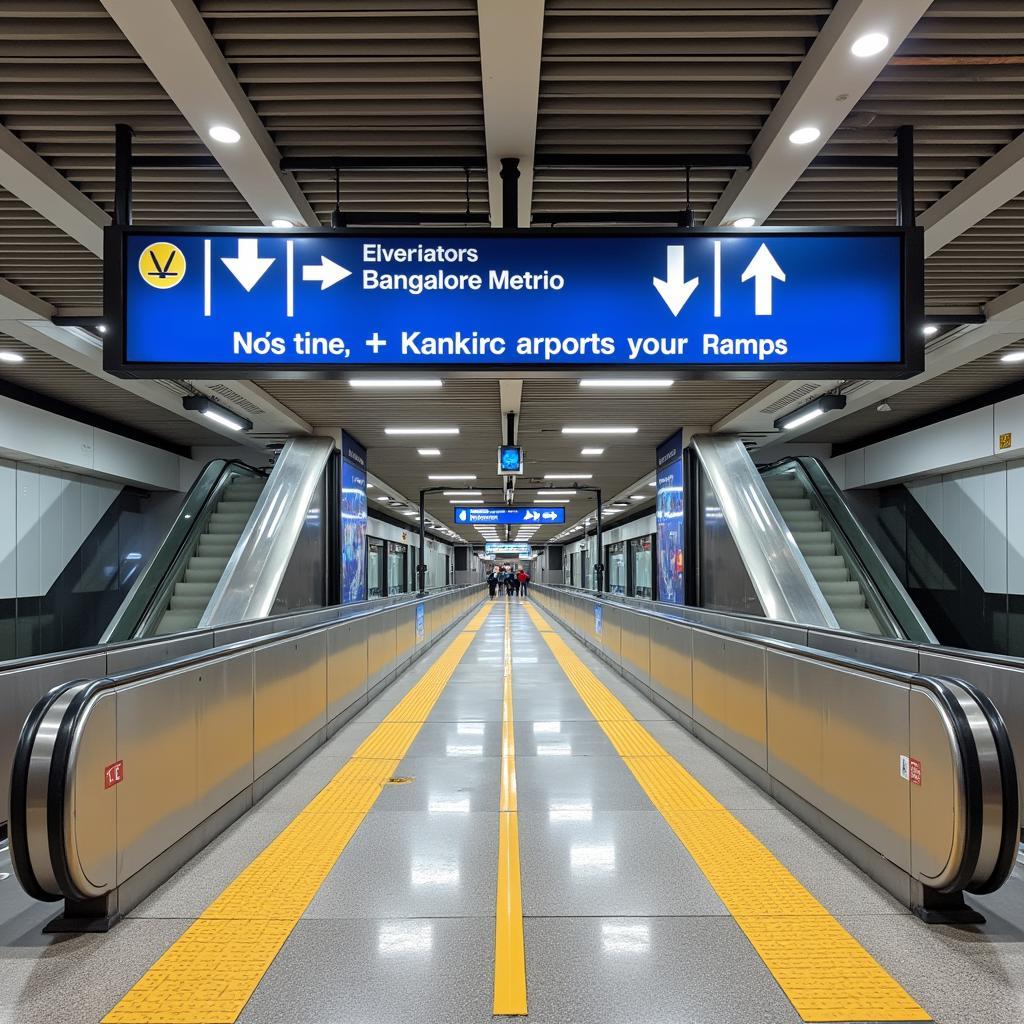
[340,432,367,603]
[656,431,686,605]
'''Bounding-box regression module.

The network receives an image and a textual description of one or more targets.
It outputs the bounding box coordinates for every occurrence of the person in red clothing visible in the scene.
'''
[516,567,530,599]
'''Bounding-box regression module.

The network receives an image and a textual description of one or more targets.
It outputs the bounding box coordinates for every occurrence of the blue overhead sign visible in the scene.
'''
[485,542,533,556]
[106,227,921,378]
[455,506,565,525]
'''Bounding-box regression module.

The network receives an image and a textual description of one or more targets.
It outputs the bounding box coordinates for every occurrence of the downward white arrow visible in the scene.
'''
[652,245,700,316]
[740,243,786,316]
[221,238,275,292]
[302,255,352,290]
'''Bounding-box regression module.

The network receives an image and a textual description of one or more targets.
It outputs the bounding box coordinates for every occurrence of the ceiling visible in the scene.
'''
[0,1,1023,539]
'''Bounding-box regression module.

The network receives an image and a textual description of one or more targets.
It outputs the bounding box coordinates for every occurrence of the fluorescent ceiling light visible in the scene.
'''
[534,499,565,504]
[732,217,756,228]
[209,125,241,144]
[181,394,252,432]
[562,426,638,435]
[788,126,821,145]
[611,502,629,508]
[417,448,441,456]
[443,490,481,496]
[545,474,592,479]
[351,379,442,388]
[429,474,476,480]
[579,379,673,389]
[271,218,293,228]
[630,495,646,500]
[923,324,939,337]
[0,351,25,363]
[452,499,483,504]
[385,427,459,435]
[774,393,847,431]
[851,31,889,58]
[1001,351,1024,363]
[581,448,605,456]
[376,495,391,502]
[647,481,656,487]
[544,490,576,495]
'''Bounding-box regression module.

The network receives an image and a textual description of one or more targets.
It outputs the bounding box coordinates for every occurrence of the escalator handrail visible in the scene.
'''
[11,585,481,902]
[762,456,937,644]
[101,459,267,643]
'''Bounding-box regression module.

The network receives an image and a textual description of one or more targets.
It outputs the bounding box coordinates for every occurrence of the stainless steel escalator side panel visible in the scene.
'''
[199,437,336,628]
[690,435,839,629]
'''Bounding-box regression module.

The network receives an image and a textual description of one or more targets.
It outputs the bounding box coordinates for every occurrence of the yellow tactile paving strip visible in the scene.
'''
[493,600,528,1015]
[523,601,929,1024]
[102,600,493,1024]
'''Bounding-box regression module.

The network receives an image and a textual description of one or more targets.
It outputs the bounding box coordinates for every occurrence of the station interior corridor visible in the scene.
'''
[2,596,1024,1024]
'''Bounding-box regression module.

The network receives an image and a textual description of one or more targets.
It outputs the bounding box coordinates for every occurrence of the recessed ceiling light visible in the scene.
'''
[851,32,889,58]
[611,502,630,508]
[1001,351,1024,363]
[270,218,293,228]
[647,480,656,487]
[376,495,391,502]
[562,426,638,435]
[788,126,821,145]
[0,351,25,363]
[733,217,757,228]
[385,426,458,435]
[209,125,241,144]
[579,379,673,389]
[429,474,476,480]
[581,448,605,456]
[923,324,939,337]
[417,448,441,456]
[350,378,442,388]
[97,324,108,334]
[545,474,593,479]
[629,495,646,500]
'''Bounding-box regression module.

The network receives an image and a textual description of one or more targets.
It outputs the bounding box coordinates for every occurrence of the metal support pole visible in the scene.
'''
[499,157,520,228]
[418,490,427,595]
[114,123,133,226]
[505,411,515,446]
[896,125,916,229]
[594,489,604,593]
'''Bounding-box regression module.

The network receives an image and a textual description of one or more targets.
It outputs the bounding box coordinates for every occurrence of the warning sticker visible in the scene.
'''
[909,757,922,786]
[999,432,1013,451]
[104,760,124,789]
[899,754,910,781]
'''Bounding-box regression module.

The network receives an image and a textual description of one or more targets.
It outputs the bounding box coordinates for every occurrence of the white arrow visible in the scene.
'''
[221,238,275,292]
[652,245,700,316]
[302,255,352,290]
[542,511,557,520]
[740,243,786,316]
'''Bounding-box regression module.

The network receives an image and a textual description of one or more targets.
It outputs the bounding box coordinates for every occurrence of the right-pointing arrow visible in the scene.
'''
[302,255,352,290]
[652,245,700,316]
[740,243,786,316]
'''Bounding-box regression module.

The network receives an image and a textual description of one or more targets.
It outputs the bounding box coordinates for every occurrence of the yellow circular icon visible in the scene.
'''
[138,242,186,289]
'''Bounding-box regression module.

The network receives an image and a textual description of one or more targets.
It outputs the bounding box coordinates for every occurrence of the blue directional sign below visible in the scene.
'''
[455,506,565,525]
[108,228,917,377]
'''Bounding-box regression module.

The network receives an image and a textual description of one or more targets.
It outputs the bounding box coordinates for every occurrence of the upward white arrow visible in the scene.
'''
[221,238,275,292]
[652,245,700,316]
[740,243,786,316]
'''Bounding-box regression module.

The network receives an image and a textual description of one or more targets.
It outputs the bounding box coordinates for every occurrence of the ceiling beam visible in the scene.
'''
[478,0,545,227]
[706,0,931,228]
[0,124,108,256]
[919,131,1024,257]
[100,0,318,227]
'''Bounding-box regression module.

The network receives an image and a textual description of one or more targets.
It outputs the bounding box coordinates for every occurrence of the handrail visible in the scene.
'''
[10,584,485,909]
[101,459,267,643]
[762,456,937,644]
[532,583,1019,903]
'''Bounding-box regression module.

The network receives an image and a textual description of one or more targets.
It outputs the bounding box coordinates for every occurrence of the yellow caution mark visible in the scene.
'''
[522,601,929,1024]
[103,601,492,1024]
[493,600,527,1015]
[138,241,186,289]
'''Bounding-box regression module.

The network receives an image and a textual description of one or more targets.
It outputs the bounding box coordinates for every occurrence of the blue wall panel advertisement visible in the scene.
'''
[416,603,425,643]
[108,228,920,378]
[656,431,686,605]
[340,432,367,604]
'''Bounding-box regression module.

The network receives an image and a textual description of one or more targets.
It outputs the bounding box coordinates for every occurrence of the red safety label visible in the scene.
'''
[104,760,124,789]
[908,757,922,786]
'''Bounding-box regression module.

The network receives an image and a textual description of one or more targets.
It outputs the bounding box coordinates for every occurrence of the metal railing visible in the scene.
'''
[9,584,485,927]
[531,584,1018,919]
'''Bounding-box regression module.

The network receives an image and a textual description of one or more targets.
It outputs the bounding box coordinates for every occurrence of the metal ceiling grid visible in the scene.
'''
[0,186,101,308]
[531,0,833,222]
[0,333,228,448]
[804,345,1024,447]
[198,0,490,221]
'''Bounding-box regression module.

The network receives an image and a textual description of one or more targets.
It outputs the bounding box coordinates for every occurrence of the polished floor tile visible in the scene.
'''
[376,755,500,813]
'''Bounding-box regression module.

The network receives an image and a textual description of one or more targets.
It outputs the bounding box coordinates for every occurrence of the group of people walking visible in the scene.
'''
[487,564,530,599]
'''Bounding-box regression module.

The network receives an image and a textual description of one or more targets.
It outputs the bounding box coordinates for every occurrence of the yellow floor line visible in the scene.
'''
[523,600,929,1024]
[102,601,493,1024]
[493,600,528,1015]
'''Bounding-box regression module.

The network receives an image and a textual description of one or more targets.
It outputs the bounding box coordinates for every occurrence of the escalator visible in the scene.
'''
[102,436,334,642]
[690,435,935,642]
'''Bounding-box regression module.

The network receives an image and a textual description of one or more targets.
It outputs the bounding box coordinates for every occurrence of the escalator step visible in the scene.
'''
[185,568,223,584]
[155,610,203,635]
[818,580,863,597]
[824,592,869,610]
[774,498,812,511]
[835,609,883,635]
[170,594,211,611]
[173,581,218,598]
[216,500,258,514]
